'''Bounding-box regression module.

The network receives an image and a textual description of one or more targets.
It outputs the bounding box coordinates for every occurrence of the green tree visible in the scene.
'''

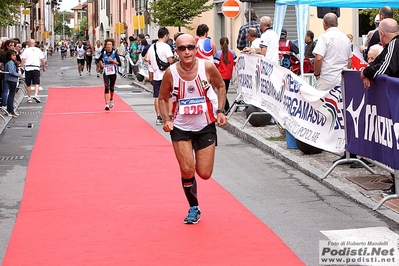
[78,16,88,40]
[54,11,72,39]
[359,8,399,26]
[0,0,26,27]
[150,0,214,31]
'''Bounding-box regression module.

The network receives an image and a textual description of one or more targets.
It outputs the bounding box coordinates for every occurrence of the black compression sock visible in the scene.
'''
[182,177,198,207]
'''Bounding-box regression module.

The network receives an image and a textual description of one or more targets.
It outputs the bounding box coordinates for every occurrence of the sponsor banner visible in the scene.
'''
[236,54,345,153]
[344,71,399,169]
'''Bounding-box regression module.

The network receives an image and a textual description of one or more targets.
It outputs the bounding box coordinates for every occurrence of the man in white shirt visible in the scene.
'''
[146,27,175,125]
[259,16,279,65]
[21,39,46,103]
[313,13,352,91]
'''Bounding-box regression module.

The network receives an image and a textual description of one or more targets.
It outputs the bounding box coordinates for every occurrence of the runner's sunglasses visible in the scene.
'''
[176,44,196,51]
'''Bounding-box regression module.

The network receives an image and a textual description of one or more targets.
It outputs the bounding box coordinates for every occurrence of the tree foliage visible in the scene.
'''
[54,11,72,38]
[77,16,88,40]
[150,0,214,30]
[0,0,26,27]
[359,8,399,26]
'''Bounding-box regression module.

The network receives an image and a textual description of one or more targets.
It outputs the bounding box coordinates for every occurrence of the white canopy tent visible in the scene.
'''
[273,0,399,75]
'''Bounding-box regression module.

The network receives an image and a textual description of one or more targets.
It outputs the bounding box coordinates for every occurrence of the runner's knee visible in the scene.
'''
[180,165,195,177]
[196,169,212,180]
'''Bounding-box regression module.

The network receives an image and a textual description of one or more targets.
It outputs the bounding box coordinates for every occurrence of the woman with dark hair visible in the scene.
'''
[137,38,152,84]
[0,40,16,114]
[4,49,21,117]
[214,37,237,112]
[98,38,121,111]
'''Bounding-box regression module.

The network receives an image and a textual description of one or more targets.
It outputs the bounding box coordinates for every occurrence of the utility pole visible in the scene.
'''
[63,11,65,40]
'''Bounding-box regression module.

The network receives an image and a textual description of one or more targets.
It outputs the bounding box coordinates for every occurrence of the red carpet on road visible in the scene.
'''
[3,87,304,265]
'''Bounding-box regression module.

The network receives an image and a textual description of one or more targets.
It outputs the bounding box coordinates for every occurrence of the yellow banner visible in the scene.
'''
[115,23,124,34]
[22,9,30,15]
[132,15,145,30]
[43,31,49,39]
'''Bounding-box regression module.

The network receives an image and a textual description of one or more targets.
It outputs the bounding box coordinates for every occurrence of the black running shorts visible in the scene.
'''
[170,123,217,150]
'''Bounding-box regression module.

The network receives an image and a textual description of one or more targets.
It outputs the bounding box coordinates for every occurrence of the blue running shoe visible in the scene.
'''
[184,206,201,224]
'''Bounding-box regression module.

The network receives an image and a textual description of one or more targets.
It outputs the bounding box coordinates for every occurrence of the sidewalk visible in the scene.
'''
[130,79,399,223]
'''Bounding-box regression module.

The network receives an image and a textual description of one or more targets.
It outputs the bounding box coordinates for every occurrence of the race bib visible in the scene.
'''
[179,97,207,115]
[105,64,115,75]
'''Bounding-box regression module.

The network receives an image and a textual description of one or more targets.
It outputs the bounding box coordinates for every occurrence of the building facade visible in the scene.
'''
[1,0,360,55]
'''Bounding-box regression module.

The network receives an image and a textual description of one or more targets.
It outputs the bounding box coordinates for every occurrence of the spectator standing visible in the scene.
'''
[136,34,145,54]
[4,50,20,117]
[305,30,316,58]
[145,34,152,45]
[363,6,393,61]
[129,35,139,78]
[312,13,352,91]
[214,37,237,112]
[361,18,399,87]
[146,27,175,125]
[141,39,151,58]
[363,15,380,49]
[0,40,15,114]
[279,28,299,55]
[139,38,152,84]
[242,28,262,53]
[259,16,280,65]
[158,34,227,224]
[195,24,216,63]
[237,9,262,51]
[98,38,121,111]
[20,39,46,103]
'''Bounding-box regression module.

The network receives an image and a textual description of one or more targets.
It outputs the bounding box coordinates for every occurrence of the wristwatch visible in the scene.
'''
[216,109,225,114]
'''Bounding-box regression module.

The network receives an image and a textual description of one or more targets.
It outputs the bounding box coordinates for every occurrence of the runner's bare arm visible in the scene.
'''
[159,68,174,131]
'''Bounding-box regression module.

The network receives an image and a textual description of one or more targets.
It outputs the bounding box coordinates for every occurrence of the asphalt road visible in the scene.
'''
[1,53,399,265]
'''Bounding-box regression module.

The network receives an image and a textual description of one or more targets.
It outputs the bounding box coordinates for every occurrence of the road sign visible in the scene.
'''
[222,0,240,18]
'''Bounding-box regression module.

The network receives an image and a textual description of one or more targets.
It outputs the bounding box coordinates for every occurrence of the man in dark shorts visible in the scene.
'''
[21,39,46,103]
[158,34,227,224]
[75,40,86,77]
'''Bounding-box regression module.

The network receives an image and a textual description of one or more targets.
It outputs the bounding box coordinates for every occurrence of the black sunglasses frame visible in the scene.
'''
[176,44,196,51]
